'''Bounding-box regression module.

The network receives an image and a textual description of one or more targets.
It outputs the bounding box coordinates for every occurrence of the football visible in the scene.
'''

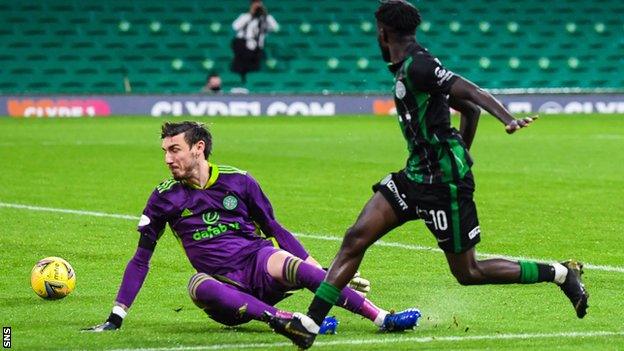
[30,257,76,300]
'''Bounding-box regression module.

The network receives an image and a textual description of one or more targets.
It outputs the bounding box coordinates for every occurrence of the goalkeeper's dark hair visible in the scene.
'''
[161,121,212,159]
[375,0,421,36]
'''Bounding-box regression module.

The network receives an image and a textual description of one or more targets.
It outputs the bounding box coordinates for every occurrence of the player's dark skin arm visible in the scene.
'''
[449,77,536,134]
[449,96,480,150]
[445,78,526,284]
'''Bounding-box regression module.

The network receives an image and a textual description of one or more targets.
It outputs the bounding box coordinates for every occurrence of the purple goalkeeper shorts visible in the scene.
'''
[218,245,291,305]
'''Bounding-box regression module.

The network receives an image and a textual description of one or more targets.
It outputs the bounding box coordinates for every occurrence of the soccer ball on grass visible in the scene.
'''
[30,257,76,299]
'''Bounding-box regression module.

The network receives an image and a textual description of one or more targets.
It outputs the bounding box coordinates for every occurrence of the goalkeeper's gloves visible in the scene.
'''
[82,307,125,332]
[322,268,371,297]
[348,271,371,297]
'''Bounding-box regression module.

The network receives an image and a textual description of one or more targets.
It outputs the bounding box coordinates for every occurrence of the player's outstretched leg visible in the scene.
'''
[445,249,589,318]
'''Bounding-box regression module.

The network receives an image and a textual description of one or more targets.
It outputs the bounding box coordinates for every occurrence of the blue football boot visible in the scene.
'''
[380,308,421,332]
[319,316,339,335]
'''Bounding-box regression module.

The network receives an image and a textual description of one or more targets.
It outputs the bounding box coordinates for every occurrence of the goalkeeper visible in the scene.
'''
[84,121,420,333]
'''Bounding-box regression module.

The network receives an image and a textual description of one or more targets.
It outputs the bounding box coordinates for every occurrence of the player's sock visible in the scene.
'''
[192,275,281,322]
[365,300,388,327]
[552,262,569,285]
[284,257,384,323]
[307,282,340,326]
[337,288,385,324]
[518,260,567,284]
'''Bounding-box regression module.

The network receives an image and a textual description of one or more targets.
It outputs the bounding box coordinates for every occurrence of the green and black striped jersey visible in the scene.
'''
[389,43,472,184]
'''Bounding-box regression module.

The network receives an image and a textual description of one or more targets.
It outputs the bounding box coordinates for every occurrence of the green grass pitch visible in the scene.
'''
[0,114,623,350]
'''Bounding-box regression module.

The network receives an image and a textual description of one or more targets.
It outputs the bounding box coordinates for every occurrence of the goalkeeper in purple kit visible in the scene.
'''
[84,121,420,334]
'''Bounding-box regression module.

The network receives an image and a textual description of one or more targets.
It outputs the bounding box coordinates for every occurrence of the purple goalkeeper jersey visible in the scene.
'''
[138,163,307,275]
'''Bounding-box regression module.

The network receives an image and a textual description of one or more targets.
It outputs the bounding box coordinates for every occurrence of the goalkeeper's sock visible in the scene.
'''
[107,305,127,328]
[362,300,388,327]
[518,261,567,284]
[193,275,279,322]
[286,257,376,321]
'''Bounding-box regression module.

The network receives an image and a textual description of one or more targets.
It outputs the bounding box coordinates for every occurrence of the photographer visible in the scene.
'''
[231,0,278,84]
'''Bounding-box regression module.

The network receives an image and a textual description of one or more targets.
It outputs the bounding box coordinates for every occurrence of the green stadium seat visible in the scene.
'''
[103,40,129,50]
[156,80,184,93]
[90,80,121,93]
[6,63,35,75]
[247,72,279,92]
[135,41,159,50]
[58,80,87,92]
[0,81,18,92]
[285,58,316,74]
[25,81,54,91]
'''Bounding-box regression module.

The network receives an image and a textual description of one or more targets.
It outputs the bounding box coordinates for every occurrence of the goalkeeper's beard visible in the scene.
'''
[170,163,194,181]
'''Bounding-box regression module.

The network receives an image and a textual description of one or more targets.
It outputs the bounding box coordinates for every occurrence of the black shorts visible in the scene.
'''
[372,170,480,253]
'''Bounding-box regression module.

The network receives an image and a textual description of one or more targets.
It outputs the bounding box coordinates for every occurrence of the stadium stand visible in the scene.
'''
[0,0,622,94]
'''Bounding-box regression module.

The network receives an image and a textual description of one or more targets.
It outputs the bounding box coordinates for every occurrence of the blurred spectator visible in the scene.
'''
[201,72,222,93]
[231,0,278,84]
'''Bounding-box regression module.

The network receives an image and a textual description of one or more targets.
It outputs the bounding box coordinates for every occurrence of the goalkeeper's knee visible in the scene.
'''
[188,272,217,307]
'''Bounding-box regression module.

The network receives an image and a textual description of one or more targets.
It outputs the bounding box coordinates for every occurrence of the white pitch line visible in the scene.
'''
[107,330,624,351]
[1,201,623,274]
[0,202,138,220]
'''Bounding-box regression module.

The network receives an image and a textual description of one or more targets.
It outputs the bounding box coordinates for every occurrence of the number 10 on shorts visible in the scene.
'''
[428,210,448,231]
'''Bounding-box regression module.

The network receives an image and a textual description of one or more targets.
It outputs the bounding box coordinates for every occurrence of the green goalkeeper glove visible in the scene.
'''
[348,271,371,297]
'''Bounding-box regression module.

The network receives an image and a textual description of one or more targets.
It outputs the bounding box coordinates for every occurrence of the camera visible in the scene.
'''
[253,5,266,17]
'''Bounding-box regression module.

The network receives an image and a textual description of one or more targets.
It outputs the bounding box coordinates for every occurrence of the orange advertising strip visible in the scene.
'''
[373,99,396,115]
